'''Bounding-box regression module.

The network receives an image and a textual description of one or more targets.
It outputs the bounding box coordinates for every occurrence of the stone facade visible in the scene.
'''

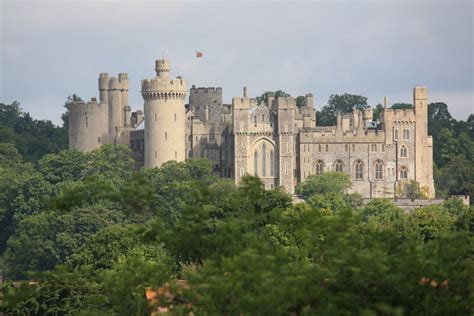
[69,58,435,198]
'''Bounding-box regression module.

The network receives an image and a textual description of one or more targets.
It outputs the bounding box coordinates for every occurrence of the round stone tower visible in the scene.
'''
[141,59,187,168]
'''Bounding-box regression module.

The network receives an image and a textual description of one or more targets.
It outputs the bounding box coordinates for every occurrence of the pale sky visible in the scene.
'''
[1,0,473,125]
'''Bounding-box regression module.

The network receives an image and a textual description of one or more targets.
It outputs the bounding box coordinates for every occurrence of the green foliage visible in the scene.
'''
[296,171,351,199]
[256,90,291,105]
[391,103,413,110]
[317,93,368,126]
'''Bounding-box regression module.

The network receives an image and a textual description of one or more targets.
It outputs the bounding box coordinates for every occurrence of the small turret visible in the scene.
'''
[155,59,170,79]
[98,73,109,103]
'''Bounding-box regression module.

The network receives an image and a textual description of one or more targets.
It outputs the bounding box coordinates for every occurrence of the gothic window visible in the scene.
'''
[371,144,377,152]
[382,144,386,152]
[400,145,408,158]
[326,144,329,152]
[355,160,364,180]
[406,129,410,139]
[254,150,258,176]
[335,160,344,172]
[394,129,398,140]
[270,150,274,177]
[403,129,410,140]
[400,167,408,179]
[345,144,348,152]
[315,160,324,175]
[318,144,321,152]
[375,160,383,180]
[262,143,267,177]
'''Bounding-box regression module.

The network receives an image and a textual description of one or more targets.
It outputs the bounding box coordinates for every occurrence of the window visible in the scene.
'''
[98,136,101,143]
[375,161,383,180]
[345,144,348,152]
[155,151,157,159]
[318,144,322,152]
[262,143,267,177]
[403,129,410,140]
[287,142,290,153]
[315,160,324,175]
[371,144,377,152]
[355,160,364,180]
[270,150,274,177]
[335,160,344,172]
[85,117,88,128]
[165,132,168,140]
[254,151,258,176]
[382,144,386,152]
[254,116,257,125]
[326,144,329,152]
[262,114,265,122]
[352,144,355,152]
[174,113,177,121]
[188,150,191,158]
[400,145,408,158]
[175,151,177,159]
[394,129,398,140]
[400,167,408,179]
[406,129,410,139]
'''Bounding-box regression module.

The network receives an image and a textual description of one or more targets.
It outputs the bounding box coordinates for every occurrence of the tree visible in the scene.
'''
[256,90,291,105]
[317,93,368,126]
[391,103,412,110]
[296,172,352,199]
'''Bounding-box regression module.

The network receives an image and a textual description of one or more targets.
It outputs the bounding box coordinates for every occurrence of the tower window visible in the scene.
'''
[85,117,88,128]
[355,160,364,180]
[318,144,321,152]
[165,132,168,140]
[270,150,274,177]
[325,144,329,152]
[254,150,258,176]
[174,113,177,121]
[335,160,344,172]
[400,167,408,179]
[352,144,355,152]
[262,143,267,177]
[98,136,101,143]
[315,160,324,175]
[394,129,398,140]
[400,145,408,158]
[345,144,348,152]
[375,160,383,180]
[371,144,377,152]
[382,144,386,152]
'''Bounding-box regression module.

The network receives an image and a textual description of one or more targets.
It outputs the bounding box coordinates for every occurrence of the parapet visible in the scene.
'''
[414,86,428,100]
[232,96,257,109]
[276,96,295,110]
[141,77,187,93]
[190,86,223,94]
[98,73,109,90]
[109,77,121,90]
[155,59,171,79]
[119,73,129,90]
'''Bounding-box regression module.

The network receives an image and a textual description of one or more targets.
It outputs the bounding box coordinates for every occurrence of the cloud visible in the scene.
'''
[0,0,472,125]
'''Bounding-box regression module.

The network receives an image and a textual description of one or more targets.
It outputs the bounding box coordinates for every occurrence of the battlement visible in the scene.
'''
[69,100,108,112]
[141,77,187,93]
[109,77,121,90]
[414,86,428,100]
[276,96,296,110]
[190,86,223,94]
[232,97,257,109]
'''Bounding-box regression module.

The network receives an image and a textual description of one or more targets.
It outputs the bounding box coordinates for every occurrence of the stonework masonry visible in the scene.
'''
[69,58,436,198]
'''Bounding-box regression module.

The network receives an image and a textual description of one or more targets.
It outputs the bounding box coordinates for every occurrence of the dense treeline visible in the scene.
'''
[0,146,472,314]
[0,99,472,314]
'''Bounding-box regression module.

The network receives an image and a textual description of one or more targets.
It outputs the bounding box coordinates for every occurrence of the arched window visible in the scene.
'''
[394,129,398,140]
[406,129,410,139]
[355,160,364,180]
[335,160,344,172]
[315,160,324,175]
[270,150,274,177]
[400,145,408,158]
[254,150,258,176]
[375,160,383,180]
[262,143,267,177]
[318,144,322,152]
[400,167,408,179]
[326,144,329,152]
[254,116,257,125]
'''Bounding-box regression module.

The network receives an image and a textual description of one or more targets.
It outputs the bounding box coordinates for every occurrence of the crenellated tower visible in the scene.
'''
[141,59,188,168]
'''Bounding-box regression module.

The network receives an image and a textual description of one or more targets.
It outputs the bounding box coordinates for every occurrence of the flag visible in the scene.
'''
[196,51,203,58]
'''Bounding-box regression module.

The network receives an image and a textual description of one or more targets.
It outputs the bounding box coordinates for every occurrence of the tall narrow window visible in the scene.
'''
[318,144,322,152]
[98,136,101,143]
[375,161,383,180]
[287,142,290,153]
[400,145,408,158]
[345,144,348,152]
[400,167,408,179]
[270,150,274,177]
[371,144,377,152]
[382,144,386,152]
[335,160,344,172]
[254,116,257,125]
[315,160,324,175]
[352,144,355,152]
[165,132,168,140]
[262,143,267,177]
[174,113,177,121]
[85,117,88,128]
[406,129,410,139]
[254,150,258,176]
[155,151,157,159]
[326,144,329,152]
[355,160,364,180]
[394,129,398,140]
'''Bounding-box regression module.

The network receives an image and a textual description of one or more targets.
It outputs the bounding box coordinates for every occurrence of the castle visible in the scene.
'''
[69,59,435,198]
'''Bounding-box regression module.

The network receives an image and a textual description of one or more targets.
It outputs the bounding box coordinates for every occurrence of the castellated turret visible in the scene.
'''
[69,72,131,150]
[69,98,109,151]
[141,59,187,168]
